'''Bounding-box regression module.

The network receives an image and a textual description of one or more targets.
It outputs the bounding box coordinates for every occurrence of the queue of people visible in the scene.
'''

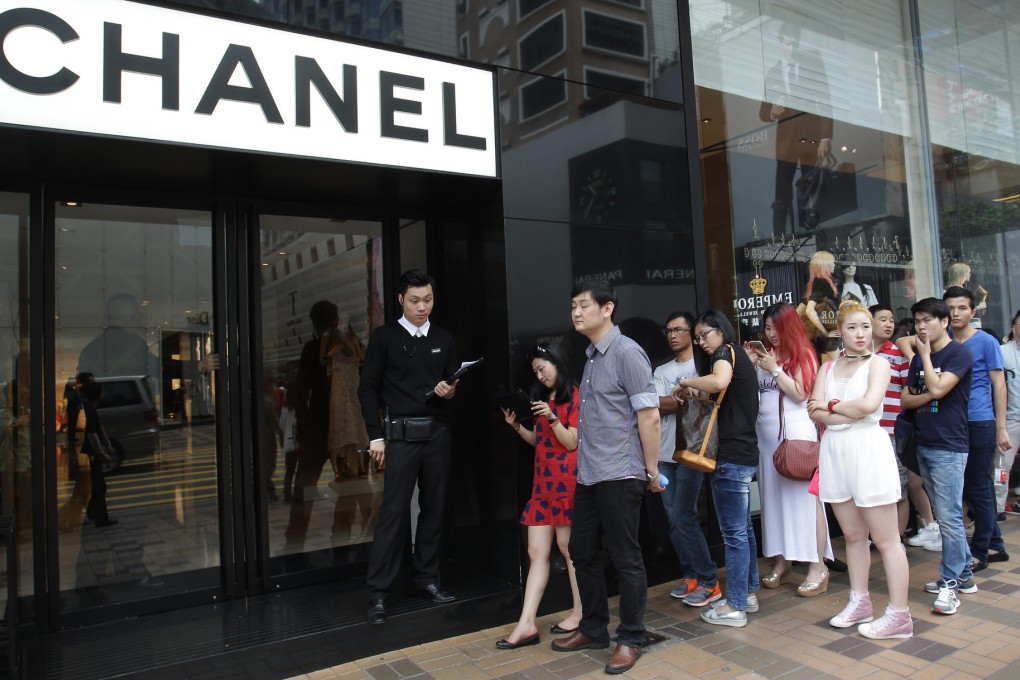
[358,269,1017,675]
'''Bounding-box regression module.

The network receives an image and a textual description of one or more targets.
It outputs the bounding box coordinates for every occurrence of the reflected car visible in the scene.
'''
[62,375,161,473]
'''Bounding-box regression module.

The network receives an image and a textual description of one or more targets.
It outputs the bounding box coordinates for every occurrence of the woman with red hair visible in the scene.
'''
[748,302,832,596]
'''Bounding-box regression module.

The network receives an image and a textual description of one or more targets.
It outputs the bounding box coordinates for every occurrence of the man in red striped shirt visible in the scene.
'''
[871,304,937,546]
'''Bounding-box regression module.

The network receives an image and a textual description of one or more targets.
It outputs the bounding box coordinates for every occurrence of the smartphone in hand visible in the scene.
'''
[745,340,767,354]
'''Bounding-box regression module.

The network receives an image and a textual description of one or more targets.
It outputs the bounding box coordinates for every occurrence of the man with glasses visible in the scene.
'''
[901,298,974,615]
[551,280,661,675]
[654,312,719,607]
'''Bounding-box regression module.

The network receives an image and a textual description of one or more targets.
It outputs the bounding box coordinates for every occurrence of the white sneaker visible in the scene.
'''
[932,582,959,615]
[907,521,939,547]
[922,523,943,552]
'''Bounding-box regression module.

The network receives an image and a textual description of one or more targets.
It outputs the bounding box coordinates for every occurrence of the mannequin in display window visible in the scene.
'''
[797,250,841,362]
[840,263,878,308]
[945,262,987,326]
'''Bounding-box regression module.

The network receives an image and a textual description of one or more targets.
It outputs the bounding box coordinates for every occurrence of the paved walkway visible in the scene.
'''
[287,519,1020,679]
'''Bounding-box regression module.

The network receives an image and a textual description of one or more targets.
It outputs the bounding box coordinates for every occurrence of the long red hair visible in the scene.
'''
[763,302,818,394]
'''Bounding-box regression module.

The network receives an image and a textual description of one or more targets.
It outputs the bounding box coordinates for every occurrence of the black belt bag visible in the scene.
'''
[386,415,444,442]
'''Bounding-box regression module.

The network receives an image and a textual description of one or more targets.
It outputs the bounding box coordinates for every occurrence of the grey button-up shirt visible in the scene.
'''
[577,325,659,485]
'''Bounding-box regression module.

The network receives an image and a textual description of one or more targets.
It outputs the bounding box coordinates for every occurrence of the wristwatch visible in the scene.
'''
[645,470,658,482]
[771,368,781,378]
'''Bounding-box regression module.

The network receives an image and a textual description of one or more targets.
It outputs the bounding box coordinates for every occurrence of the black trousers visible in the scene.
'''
[771,149,820,235]
[569,478,647,648]
[366,428,452,595]
[86,454,109,522]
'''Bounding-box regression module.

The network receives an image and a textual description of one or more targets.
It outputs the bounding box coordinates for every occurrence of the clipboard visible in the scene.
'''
[424,358,484,400]
[494,389,535,421]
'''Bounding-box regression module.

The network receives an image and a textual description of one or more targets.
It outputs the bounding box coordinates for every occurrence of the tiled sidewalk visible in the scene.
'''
[288,520,1020,680]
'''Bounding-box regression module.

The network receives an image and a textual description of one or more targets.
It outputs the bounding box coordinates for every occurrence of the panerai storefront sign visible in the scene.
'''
[0,0,498,177]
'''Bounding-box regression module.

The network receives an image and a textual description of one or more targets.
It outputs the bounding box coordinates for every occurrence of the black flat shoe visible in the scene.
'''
[988,551,1010,563]
[550,625,578,635]
[824,557,848,573]
[366,597,386,624]
[971,558,988,573]
[495,633,539,650]
[420,583,456,603]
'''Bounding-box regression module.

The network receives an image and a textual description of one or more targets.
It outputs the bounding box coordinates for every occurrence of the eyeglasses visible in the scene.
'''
[695,328,718,343]
[663,326,691,336]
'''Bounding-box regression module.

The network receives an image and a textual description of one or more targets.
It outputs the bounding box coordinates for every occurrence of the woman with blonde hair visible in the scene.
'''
[809,301,911,639]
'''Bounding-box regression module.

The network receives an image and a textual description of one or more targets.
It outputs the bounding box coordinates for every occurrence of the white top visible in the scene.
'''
[653,357,697,462]
[1002,341,1020,422]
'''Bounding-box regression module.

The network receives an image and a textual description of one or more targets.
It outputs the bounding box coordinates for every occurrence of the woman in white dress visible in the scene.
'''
[808,302,912,640]
[748,302,832,596]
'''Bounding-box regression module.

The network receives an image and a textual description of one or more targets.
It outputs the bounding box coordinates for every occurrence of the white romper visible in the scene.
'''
[819,356,900,507]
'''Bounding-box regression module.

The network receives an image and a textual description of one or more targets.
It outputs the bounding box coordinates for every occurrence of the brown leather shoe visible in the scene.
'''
[605,644,642,674]
[550,630,609,652]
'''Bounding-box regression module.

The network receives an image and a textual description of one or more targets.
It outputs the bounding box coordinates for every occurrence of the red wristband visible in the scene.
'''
[827,399,840,414]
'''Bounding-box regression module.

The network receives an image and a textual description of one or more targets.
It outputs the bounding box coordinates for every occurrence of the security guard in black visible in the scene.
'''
[358,270,459,625]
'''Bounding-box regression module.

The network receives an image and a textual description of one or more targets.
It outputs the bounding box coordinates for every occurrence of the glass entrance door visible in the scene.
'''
[256,212,386,578]
[53,201,220,611]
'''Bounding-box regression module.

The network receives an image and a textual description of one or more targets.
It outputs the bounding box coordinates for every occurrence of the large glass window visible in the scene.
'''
[690,1,934,340]
[258,214,385,576]
[919,0,1020,335]
[54,202,219,610]
[0,192,32,620]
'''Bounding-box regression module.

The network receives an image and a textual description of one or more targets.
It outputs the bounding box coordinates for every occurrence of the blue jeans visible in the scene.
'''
[965,421,1006,561]
[569,479,647,648]
[659,461,717,586]
[916,446,973,583]
[710,462,759,611]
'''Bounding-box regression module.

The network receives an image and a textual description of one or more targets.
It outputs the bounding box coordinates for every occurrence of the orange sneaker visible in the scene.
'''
[682,583,722,607]
[669,577,698,600]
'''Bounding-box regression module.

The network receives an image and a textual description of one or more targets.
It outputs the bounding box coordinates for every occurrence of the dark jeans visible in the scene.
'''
[710,462,759,611]
[86,454,109,522]
[965,421,1005,561]
[366,428,452,594]
[569,479,647,648]
[658,461,717,586]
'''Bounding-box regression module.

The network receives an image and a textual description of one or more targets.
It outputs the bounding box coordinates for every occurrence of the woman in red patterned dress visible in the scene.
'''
[496,343,581,649]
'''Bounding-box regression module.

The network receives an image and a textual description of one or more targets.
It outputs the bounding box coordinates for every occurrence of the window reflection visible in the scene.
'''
[922,0,1020,336]
[55,203,219,610]
[259,216,385,572]
[690,3,927,337]
[0,193,32,621]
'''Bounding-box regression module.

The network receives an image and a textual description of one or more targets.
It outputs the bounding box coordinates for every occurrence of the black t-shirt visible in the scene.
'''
[711,343,760,466]
[808,279,838,333]
[905,342,972,452]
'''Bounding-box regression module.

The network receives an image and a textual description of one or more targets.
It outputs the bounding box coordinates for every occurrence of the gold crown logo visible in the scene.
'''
[749,274,768,295]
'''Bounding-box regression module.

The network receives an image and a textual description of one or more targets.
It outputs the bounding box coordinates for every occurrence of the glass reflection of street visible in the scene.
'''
[54,420,384,597]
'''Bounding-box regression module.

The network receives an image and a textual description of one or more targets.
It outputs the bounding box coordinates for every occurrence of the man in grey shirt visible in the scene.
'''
[551,280,662,675]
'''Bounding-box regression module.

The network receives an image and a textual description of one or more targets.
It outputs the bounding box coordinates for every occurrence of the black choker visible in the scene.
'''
[842,353,872,360]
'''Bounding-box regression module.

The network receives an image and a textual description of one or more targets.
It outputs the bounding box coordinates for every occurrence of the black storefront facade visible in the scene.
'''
[5,0,1017,677]
[0,0,706,677]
